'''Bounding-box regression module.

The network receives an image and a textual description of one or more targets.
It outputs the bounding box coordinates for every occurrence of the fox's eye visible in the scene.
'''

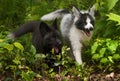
[75,20,86,27]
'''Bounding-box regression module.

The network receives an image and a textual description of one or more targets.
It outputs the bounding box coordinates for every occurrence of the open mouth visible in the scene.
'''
[84,29,91,37]
[53,46,61,54]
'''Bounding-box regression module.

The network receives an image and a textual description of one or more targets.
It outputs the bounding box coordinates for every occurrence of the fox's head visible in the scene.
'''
[39,19,62,54]
[73,5,95,37]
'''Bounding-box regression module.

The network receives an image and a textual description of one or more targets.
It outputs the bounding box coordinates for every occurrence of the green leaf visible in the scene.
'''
[108,56,114,63]
[107,13,120,25]
[113,54,120,60]
[13,42,24,51]
[30,45,36,54]
[54,62,61,66]
[91,42,98,54]
[99,48,106,58]
[35,54,46,61]
[0,39,4,42]
[3,44,14,51]
[106,38,111,42]
[100,58,108,64]
[107,0,118,11]
[92,54,100,60]
[13,57,21,65]
[106,40,118,53]
[0,42,8,47]
[21,71,32,81]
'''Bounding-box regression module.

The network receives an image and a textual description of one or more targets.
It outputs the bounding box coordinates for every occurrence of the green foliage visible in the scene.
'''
[93,0,120,37]
[0,37,92,80]
[107,0,118,11]
[0,0,29,27]
[107,13,120,25]
[0,39,24,53]
[21,70,35,81]
[91,38,120,66]
[90,0,120,71]
[0,0,120,80]
[13,42,24,52]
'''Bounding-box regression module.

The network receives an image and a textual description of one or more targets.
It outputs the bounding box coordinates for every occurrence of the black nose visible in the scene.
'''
[58,40,62,46]
[89,27,93,31]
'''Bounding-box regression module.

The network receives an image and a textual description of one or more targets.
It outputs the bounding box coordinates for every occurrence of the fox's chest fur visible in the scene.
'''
[69,25,92,43]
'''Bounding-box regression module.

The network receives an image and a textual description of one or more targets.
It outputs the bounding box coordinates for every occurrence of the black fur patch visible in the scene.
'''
[75,13,94,30]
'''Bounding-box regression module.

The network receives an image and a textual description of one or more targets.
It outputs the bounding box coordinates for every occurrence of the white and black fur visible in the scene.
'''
[41,6,95,64]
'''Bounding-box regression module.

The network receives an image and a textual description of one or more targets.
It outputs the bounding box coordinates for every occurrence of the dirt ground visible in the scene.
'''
[33,72,120,81]
[88,72,120,81]
[1,72,120,81]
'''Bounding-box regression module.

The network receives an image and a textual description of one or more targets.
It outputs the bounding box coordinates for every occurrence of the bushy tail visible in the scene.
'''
[8,21,40,39]
[41,9,70,21]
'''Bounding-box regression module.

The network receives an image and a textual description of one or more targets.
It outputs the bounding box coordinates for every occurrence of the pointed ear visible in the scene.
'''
[52,18,58,29]
[89,5,95,19]
[72,6,80,17]
[39,21,51,36]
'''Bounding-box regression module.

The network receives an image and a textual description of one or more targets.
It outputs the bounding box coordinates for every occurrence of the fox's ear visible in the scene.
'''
[72,6,80,17]
[40,21,51,32]
[39,21,51,36]
[52,18,58,30]
[89,5,95,19]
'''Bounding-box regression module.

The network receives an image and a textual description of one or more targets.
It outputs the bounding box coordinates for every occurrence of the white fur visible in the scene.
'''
[72,6,80,17]
[69,26,83,64]
[89,5,95,19]
[60,14,73,38]
[81,10,89,14]
[69,25,92,64]
[85,17,93,29]
[41,9,65,21]
[60,14,92,64]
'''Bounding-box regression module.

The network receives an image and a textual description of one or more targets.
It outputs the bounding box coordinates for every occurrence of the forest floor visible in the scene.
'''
[33,72,120,81]
[0,71,120,81]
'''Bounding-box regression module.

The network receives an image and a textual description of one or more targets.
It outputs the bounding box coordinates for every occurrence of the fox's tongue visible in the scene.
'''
[84,30,91,37]
[54,47,59,53]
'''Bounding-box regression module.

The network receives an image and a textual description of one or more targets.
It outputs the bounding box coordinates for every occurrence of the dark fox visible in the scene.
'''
[8,19,62,54]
